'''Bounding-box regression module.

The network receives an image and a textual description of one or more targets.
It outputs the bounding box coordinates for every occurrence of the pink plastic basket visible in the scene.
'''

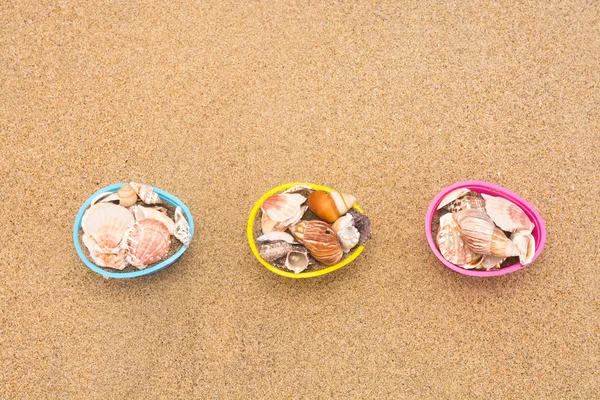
[425,181,546,277]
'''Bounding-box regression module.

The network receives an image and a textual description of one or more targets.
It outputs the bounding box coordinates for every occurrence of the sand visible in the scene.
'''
[1,1,599,398]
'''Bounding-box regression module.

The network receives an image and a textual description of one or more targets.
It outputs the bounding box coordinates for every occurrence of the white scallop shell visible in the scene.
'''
[481,194,534,233]
[82,203,135,252]
[261,193,306,222]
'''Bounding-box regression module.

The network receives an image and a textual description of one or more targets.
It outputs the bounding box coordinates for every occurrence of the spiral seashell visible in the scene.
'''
[129,181,162,205]
[481,194,534,233]
[285,249,309,274]
[510,231,536,265]
[306,191,356,223]
[446,192,486,213]
[453,209,520,257]
[117,184,138,207]
[261,193,306,222]
[126,219,170,269]
[290,221,343,265]
[331,214,353,234]
[174,206,191,246]
[82,203,135,252]
[337,225,360,253]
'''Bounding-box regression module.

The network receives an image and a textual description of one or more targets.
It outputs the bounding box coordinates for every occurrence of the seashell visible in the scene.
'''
[460,253,484,270]
[453,209,520,257]
[91,191,120,206]
[261,205,307,234]
[130,205,175,234]
[337,225,360,253]
[126,219,171,269]
[82,233,128,270]
[446,192,486,213]
[117,184,138,207]
[256,231,297,244]
[285,249,309,274]
[82,203,135,252]
[306,191,356,223]
[510,231,536,265]
[437,188,471,210]
[481,255,506,270]
[129,181,162,205]
[290,221,343,265]
[348,209,371,245]
[282,185,314,196]
[261,193,306,222]
[436,213,476,265]
[331,214,353,234]
[174,206,191,246]
[481,194,534,233]
[258,241,292,263]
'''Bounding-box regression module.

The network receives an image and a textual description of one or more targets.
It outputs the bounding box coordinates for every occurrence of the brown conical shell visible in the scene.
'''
[117,184,138,207]
[306,191,356,223]
[126,219,170,269]
[290,220,343,265]
[490,227,520,257]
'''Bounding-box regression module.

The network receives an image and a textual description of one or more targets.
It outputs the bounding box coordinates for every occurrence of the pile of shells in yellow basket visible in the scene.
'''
[255,185,371,274]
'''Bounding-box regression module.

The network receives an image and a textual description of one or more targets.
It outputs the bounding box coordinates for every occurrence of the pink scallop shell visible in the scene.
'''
[126,219,171,269]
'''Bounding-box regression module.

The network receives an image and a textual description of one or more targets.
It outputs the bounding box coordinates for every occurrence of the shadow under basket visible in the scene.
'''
[247,182,366,278]
[73,183,194,278]
[425,180,546,277]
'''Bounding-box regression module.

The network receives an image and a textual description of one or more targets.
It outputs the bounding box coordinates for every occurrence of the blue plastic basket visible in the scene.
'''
[73,183,194,278]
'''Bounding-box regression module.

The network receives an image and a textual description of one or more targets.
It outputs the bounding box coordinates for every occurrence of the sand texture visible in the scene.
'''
[1,1,599,398]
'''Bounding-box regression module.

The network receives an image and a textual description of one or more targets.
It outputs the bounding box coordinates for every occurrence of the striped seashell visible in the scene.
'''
[126,219,170,269]
[436,213,476,266]
[174,206,191,246]
[445,192,486,213]
[290,220,343,265]
[129,181,162,205]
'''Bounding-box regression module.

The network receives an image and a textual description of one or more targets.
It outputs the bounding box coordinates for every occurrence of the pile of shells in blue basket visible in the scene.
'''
[254,185,371,274]
[79,182,191,271]
[433,189,536,271]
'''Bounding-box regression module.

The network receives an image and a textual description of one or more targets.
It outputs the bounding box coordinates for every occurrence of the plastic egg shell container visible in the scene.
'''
[73,183,194,278]
[425,180,546,277]
[247,182,366,278]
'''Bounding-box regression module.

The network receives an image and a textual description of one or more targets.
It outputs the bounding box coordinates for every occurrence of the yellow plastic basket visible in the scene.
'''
[247,182,365,278]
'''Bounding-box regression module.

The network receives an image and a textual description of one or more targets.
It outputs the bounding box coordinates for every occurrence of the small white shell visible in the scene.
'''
[285,250,309,274]
[331,214,353,234]
[337,225,360,253]
[481,255,506,270]
[510,231,536,265]
[91,192,120,206]
[174,206,191,246]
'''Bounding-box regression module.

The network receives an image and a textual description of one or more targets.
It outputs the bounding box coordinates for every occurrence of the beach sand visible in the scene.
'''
[1,1,599,398]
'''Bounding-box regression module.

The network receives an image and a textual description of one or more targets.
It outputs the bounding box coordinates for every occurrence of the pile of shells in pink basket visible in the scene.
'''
[433,189,536,271]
